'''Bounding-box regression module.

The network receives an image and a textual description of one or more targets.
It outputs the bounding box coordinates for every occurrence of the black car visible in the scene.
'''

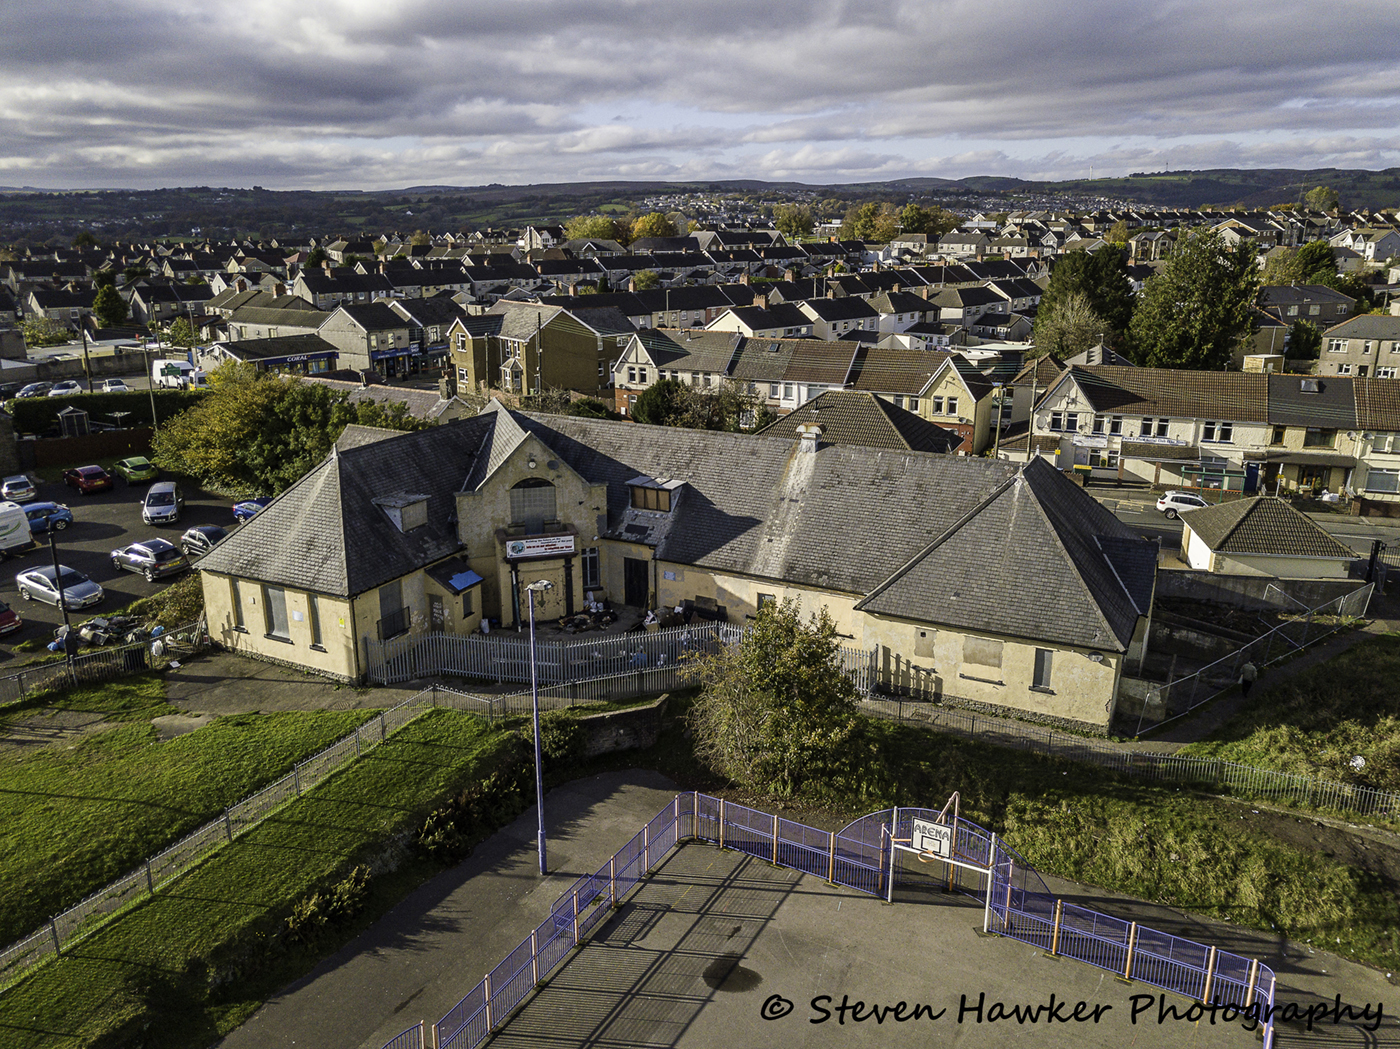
[110,539,189,581]
[179,525,227,557]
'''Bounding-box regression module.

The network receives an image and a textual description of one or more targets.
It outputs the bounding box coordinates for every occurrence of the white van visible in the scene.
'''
[151,359,208,389]
[0,500,34,559]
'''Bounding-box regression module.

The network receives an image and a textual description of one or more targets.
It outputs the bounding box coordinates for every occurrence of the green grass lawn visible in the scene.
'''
[0,676,374,945]
[0,709,519,1048]
[1178,632,1400,791]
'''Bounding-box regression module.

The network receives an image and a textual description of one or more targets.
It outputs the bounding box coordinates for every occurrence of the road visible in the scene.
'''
[0,473,239,664]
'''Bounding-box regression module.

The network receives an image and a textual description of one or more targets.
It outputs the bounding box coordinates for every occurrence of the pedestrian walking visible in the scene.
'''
[1239,661,1258,697]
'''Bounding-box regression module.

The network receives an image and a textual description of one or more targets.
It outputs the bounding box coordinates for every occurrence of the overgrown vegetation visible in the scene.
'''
[5,388,201,434]
[1179,632,1400,791]
[122,571,204,627]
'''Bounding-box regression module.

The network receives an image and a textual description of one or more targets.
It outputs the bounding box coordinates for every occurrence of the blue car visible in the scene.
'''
[232,497,273,523]
[24,501,73,534]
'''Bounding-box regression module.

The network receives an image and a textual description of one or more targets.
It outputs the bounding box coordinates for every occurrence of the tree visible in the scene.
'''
[21,316,70,348]
[629,212,678,241]
[410,230,432,246]
[164,317,197,348]
[92,285,129,327]
[631,378,691,427]
[774,204,814,240]
[1030,292,1107,358]
[1034,247,1134,347]
[71,231,98,248]
[1295,239,1338,284]
[1128,229,1260,370]
[898,203,958,240]
[632,269,660,291]
[1105,220,1132,246]
[1288,319,1322,360]
[841,202,889,241]
[686,601,863,797]
[563,215,623,243]
[1261,247,1302,285]
[151,362,427,494]
[92,269,117,289]
[1305,186,1340,213]
[305,246,328,269]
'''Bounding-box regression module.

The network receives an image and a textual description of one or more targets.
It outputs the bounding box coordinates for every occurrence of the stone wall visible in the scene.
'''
[576,693,670,757]
[1155,569,1367,612]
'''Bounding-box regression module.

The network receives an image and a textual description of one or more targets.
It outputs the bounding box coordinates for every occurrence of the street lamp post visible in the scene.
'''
[525,579,554,875]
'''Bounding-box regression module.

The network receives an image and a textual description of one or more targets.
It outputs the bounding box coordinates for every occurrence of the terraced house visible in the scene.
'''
[197,401,1158,732]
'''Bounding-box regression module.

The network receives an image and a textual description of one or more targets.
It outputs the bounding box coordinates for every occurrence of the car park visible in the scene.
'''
[0,598,21,635]
[47,380,83,397]
[1155,490,1209,519]
[114,457,158,484]
[63,465,115,495]
[101,379,133,393]
[14,564,104,609]
[1,475,36,503]
[233,496,273,522]
[16,382,53,398]
[180,524,227,557]
[142,482,184,525]
[23,501,73,534]
[110,539,189,581]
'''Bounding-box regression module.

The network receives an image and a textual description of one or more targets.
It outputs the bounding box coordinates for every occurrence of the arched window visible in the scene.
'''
[510,478,556,533]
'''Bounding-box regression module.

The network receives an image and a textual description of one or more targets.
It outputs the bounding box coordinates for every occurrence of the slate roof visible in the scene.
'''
[799,297,881,322]
[854,456,1153,651]
[1322,315,1400,339]
[227,306,325,329]
[1267,374,1356,429]
[1183,497,1355,560]
[197,417,496,597]
[328,302,407,332]
[219,334,339,361]
[754,390,963,453]
[1059,365,1269,421]
[847,347,952,396]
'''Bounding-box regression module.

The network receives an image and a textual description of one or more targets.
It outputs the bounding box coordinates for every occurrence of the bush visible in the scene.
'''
[416,738,532,860]
[533,709,589,768]
[123,571,204,627]
[285,865,372,944]
[6,388,203,434]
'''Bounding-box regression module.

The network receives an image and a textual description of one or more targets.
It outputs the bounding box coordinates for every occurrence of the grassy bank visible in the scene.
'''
[1178,632,1400,791]
[0,676,373,945]
[0,709,523,1048]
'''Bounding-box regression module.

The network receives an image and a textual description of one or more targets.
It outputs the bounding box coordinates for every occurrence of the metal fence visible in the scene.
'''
[0,683,446,994]
[1132,583,1373,736]
[390,794,1275,1049]
[862,697,1400,822]
[0,619,208,707]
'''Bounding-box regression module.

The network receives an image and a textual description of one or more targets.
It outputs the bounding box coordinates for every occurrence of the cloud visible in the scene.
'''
[1,0,1398,188]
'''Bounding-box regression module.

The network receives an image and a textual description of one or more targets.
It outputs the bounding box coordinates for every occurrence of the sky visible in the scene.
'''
[3,0,1400,191]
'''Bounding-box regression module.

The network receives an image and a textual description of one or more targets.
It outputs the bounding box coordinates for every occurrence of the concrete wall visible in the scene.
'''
[1155,568,1367,611]
[577,694,669,757]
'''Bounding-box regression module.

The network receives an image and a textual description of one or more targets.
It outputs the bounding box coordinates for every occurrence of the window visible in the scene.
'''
[1092,415,1106,434]
[1364,341,1374,355]
[783,383,794,399]
[1367,468,1400,493]
[1286,305,1298,316]
[639,368,648,384]
[1271,425,1286,445]
[509,478,556,532]
[769,383,779,398]
[630,485,671,512]
[1202,421,1233,443]
[1139,417,1169,437]
[1108,415,1123,435]
[893,395,905,409]
[1303,428,1337,448]
[1380,368,1398,379]
[627,366,636,383]
[231,579,245,630]
[1338,363,1353,375]
[1309,305,1321,316]
[930,396,944,413]
[582,547,600,589]
[947,397,959,417]
[377,579,408,640]
[1050,411,1064,431]
[1328,339,1347,353]
[308,594,322,647]
[757,593,777,610]
[909,397,919,412]
[1360,365,1370,377]
[1032,649,1054,690]
[263,586,290,640]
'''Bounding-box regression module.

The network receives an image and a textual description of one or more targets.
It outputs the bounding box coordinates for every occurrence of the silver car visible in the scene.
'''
[14,565,104,609]
[1,475,35,503]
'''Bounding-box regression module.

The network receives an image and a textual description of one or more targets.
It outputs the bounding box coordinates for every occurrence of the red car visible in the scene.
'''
[0,598,22,636]
[62,465,114,495]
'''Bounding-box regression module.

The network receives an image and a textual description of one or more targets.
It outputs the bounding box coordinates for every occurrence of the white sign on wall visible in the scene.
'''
[506,534,576,559]
[911,818,953,859]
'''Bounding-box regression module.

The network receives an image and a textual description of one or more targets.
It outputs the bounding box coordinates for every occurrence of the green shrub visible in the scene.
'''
[123,571,204,627]
[6,388,204,434]
[285,865,372,944]
[534,709,589,767]
[416,738,531,860]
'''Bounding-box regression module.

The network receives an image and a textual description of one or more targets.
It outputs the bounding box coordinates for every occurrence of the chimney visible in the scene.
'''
[753,292,768,310]
[628,278,636,292]
[569,282,577,297]
[439,373,457,399]
[892,283,901,294]
[920,285,930,299]
[740,272,751,286]
[796,423,824,451]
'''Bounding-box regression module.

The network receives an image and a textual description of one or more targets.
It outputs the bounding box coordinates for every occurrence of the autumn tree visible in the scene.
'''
[774,204,814,240]
[1305,186,1340,213]
[629,212,678,241]
[1128,229,1260,370]
[686,601,864,797]
[1034,248,1134,348]
[1105,220,1132,245]
[841,202,899,242]
[899,203,959,240]
[22,317,70,348]
[1030,292,1107,358]
[564,214,624,243]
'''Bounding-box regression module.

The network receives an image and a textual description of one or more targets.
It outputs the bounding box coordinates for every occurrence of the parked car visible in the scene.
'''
[101,379,133,393]
[233,496,273,523]
[14,565,104,609]
[180,524,228,557]
[1156,490,1209,519]
[0,598,22,636]
[47,380,83,397]
[62,465,115,495]
[142,481,184,525]
[110,539,189,581]
[0,501,34,559]
[23,501,73,534]
[16,382,53,398]
[1,475,36,503]
[113,456,158,484]
[0,382,24,400]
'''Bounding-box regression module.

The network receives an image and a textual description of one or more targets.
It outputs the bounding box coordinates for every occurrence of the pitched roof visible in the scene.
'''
[1058,365,1269,421]
[753,390,963,453]
[854,457,1153,651]
[1353,376,1400,431]
[1183,497,1355,560]
[1267,374,1356,428]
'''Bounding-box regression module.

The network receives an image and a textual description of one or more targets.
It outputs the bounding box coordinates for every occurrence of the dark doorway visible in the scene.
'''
[624,557,649,607]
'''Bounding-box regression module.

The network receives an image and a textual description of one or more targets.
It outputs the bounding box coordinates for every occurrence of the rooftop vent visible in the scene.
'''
[1300,378,1320,394]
